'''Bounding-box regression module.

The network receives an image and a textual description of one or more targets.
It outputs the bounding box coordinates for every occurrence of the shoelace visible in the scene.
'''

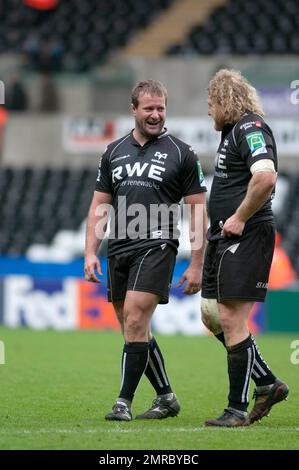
[223,409,245,421]
[223,409,235,418]
[150,396,173,410]
[115,403,129,412]
[151,397,163,408]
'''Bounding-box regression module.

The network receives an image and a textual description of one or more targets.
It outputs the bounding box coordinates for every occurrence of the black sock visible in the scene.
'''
[119,342,149,402]
[226,335,255,412]
[144,337,172,395]
[215,332,276,387]
[250,335,276,386]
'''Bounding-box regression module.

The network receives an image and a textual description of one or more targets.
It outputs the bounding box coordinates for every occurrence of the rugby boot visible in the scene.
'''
[135,393,180,419]
[248,379,289,424]
[205,407,249,427]
[105,401,132,421]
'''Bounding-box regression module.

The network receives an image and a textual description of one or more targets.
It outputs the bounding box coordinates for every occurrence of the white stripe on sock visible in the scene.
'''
[120,352,127,390]
[252,337,271,371]
[254,360,268,376]
[153,348,169,386]
[241,346,254,403]
[252,368,261,379]
[148,358,163,388]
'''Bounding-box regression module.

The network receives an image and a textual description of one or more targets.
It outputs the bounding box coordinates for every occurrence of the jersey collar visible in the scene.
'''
[129,128,168,147]
[221,123,234,139]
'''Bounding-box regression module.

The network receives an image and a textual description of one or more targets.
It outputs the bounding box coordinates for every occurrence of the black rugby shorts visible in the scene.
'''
[107,243,176,304]
[201,222,275,302]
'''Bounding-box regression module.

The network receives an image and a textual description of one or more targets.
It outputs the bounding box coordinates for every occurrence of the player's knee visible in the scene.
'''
[123,309,146,338]
[218,309,235,334]
[201,298,222,335]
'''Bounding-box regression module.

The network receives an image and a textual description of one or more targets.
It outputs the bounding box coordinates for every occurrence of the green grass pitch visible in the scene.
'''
[0,327,298,450]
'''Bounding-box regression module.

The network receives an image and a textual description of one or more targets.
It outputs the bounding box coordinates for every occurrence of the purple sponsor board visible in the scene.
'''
[258,87,299,117]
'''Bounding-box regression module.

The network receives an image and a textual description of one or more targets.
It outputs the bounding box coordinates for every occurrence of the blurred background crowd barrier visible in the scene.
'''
[0,0,298,334]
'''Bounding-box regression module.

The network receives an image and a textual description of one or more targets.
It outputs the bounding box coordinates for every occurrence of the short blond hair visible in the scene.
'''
[131,79,168,107]
[208,69,264,125]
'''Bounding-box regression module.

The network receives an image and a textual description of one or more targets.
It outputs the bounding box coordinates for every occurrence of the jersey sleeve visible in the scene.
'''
[95,148,112,194]
[235,121,276,170]
[180,147,207,196]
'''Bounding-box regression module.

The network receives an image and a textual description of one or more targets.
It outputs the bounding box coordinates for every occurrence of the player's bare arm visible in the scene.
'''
[84,190,112,282]
[178,192,207,294]
[223,171,276,237]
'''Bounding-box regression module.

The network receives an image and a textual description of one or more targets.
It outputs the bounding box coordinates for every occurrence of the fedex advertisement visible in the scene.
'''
[0,258,263,334]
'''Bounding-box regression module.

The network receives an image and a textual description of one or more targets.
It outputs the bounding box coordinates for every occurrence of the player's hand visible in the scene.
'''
[84,254,102,283]
[222,214,245,238]
[177,267,202,295]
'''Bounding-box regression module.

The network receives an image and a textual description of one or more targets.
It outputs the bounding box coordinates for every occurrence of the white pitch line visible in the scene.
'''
[0,428,203,435]
[0,427,298,435]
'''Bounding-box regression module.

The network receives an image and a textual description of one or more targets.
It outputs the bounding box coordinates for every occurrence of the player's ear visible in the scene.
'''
[131,103,136,116]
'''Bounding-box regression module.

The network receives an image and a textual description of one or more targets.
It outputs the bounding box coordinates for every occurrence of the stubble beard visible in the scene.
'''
[138,119,164,140]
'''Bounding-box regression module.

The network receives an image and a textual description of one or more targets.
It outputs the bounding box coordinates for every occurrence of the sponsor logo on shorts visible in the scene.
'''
[256,282,268,289]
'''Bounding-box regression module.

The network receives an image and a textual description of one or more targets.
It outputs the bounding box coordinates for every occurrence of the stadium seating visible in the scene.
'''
[167,0,299,56]
[0,167,95,255]
[1,167,297,275]
[0,0,174,71]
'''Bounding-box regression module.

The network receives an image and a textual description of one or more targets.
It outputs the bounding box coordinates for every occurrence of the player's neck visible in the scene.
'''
[133,128,150,146]
[133,128,166,147]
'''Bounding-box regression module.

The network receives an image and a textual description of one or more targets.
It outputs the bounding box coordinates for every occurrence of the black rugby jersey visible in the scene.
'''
[209,113,277,235]
[95,130,207,256]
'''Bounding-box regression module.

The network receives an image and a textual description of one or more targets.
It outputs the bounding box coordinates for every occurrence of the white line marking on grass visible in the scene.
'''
[106,427,205,433]
[0,427,298,435]
[0,427,204,435]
